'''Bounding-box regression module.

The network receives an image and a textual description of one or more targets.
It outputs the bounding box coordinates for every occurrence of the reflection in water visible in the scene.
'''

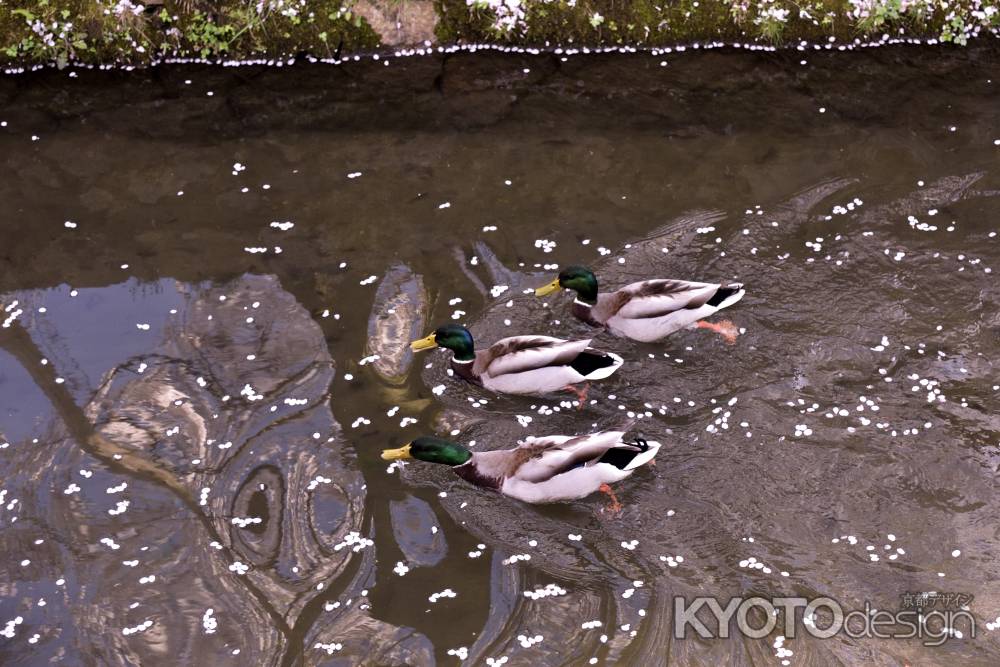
[0,276,429,665]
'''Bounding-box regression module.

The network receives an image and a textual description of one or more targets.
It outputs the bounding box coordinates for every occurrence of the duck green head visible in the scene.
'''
[381,436,472,466]
[410,324,475,361]
[535,265,598,304]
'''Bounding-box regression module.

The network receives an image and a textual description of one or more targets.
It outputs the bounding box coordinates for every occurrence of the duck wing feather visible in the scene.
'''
[474,336,592,377]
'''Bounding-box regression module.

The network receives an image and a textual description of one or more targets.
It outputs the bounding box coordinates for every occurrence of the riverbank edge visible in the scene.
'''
[2,0,999,72]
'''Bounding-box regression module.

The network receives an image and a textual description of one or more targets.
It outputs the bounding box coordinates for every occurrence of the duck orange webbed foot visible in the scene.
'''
[598,483,622,515]
[561,382,590,410]
[694,319,739,344]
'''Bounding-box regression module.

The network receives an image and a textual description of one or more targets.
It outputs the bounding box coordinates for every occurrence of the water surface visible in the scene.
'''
[0,45,999,665]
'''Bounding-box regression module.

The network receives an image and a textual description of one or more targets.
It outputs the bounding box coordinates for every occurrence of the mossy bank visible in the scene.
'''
[2,0,999,70]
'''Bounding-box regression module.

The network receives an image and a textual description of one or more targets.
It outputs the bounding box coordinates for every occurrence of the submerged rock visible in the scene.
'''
[389,494,448,567]
[366,263,428,386]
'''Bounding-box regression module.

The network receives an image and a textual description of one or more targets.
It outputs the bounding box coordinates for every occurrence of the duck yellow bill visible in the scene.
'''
[410,333,438,351]
[534,279,562,297]
[381,443,412,460]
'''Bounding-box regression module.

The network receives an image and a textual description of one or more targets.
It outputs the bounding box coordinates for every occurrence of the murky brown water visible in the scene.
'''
[1,45,999,666]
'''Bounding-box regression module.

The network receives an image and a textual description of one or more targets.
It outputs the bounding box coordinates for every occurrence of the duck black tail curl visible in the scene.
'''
[630,437,649,452]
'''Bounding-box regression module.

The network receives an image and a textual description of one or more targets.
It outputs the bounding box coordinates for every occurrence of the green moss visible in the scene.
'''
[434,0,1000,47]
[1,0,379,68]
[434,0,493,43]
[162,1,379,60]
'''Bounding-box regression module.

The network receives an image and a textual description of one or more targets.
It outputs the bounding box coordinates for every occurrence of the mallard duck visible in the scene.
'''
[381,429,661,505]
[410,324,623,396]
[535,265,745,343]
